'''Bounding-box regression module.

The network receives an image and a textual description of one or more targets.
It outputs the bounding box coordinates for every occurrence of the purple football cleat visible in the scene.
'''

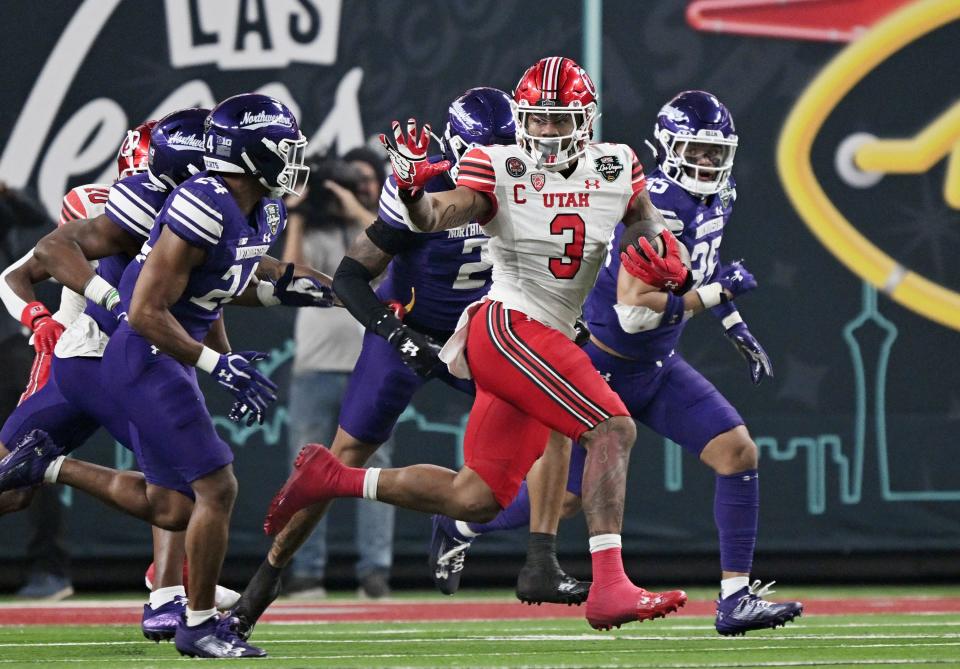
[141,596,186,642]
[428,515,474,596]
[174,614,267,658]
[715,580,803,636]
[0,430,64,492]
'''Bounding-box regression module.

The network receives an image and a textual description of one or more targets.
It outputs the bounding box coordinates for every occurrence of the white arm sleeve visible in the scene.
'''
[0,249,35,321]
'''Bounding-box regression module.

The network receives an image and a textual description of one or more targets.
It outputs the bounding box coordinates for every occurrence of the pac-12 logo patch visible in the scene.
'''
[264,203,281,235]
[530,173,546,191]
[594,155,623,182]
[505,157,526,177]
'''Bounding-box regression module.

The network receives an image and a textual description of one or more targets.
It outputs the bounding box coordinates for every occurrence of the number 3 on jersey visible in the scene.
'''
[548,214,585,279]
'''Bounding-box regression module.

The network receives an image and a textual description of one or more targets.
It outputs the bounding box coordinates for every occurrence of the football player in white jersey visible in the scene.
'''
[264,57,690,630]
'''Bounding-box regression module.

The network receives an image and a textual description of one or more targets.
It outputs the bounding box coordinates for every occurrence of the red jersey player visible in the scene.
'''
[264,57,689,630]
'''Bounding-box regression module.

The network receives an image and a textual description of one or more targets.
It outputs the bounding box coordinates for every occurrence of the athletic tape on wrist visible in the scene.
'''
[696,282,724,309]
[83,275,116,307]
[721,312,744,330]
[195,346,220,374]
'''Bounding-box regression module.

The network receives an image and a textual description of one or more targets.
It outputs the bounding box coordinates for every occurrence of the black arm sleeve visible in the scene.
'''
[365,218,417,256]
[333,255,396,334]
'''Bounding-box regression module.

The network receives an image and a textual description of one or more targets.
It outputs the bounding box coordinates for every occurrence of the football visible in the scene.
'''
[634,230,692,269]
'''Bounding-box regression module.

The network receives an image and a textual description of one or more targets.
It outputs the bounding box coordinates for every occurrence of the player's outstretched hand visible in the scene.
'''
[378,119,450,196]
[716,260,757,299]
[725,323,773,385]
[210,351,278,414]
[620,234,689,292]
[273,263,334,308]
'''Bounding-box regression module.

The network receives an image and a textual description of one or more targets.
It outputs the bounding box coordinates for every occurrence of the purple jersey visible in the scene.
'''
[119,172,285,341]
[375,156,491,334]
[584,169,738,362]
[87,172,171,335]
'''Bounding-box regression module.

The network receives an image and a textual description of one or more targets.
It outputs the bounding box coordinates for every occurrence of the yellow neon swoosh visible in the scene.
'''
[777,0,960,331]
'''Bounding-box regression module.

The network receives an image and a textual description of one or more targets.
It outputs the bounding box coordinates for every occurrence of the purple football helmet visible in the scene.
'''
[203,93,309,197]
[147,108,209,189]
[440,87,516,181]
[653,90,737,196]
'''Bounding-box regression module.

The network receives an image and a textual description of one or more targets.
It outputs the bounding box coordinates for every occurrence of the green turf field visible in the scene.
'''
[1,587,958,668]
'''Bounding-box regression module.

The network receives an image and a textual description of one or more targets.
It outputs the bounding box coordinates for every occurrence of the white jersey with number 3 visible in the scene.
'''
[456,142,645,338]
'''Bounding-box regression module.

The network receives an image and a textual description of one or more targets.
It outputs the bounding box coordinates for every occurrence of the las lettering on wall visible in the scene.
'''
[0,0,362,217]
[165,0,341,70]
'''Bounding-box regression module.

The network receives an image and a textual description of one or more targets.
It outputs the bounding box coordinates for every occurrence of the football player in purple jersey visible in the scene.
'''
[429,91,803,636]
[0,94,325,658]
[0,109,257,637]
[229,87,587,641]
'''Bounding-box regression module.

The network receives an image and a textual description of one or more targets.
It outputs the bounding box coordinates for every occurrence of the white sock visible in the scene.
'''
[149,585,186,609]
[455,520,479,538]
[362,468,381,500]
[721,576,750,599]
[43,456,66,484]
[185,606,217,627]
[588,533,622,553]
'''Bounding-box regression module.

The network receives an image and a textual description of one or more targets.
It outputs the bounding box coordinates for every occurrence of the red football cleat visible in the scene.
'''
[264,444,362,536]
[586,582,687,630]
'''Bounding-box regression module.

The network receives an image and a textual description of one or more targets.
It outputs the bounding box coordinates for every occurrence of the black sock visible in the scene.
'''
[526,532,560,570]
[233,558,285,622]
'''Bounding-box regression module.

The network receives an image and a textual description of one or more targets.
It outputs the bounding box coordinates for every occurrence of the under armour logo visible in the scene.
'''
[600,372,612,382]
[262,233,271,243]
[732,270,743,282]
[584,178,600,189]
[150,345,159,356]
[218,370,233,382]
[400,340,419,356]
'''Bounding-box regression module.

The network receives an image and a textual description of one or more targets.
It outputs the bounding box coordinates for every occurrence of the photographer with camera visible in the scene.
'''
[281,148,395,599]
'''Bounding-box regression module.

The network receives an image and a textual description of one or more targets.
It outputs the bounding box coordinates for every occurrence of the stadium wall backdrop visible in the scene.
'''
[0,0,957,580]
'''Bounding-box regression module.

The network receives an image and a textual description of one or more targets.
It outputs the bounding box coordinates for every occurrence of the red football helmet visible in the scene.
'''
[116,120,157,181]
[512,56,598,171]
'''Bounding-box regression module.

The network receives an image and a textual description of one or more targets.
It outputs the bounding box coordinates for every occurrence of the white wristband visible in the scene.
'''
[195,345,221,374]
[696,282,724,309]
[83,275,116,306]
[721,312,743,330]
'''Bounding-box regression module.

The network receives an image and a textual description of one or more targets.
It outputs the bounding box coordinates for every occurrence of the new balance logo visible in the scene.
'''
[400,340,419,357]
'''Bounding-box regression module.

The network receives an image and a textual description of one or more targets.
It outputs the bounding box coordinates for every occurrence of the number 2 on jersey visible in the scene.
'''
[548,214,585,279]
[452,237,492,290]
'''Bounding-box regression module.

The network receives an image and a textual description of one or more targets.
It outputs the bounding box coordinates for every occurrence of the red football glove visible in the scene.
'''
[20,302,65,355]
[620,233,689,292]
[378,119,450,195]
[18,351,52,405]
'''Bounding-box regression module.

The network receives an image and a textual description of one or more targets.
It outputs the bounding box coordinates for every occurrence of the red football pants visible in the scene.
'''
[463,301,628,507]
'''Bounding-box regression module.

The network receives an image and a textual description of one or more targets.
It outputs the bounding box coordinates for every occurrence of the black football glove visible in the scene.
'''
[573,318,590,347]
[374,312,444,378]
